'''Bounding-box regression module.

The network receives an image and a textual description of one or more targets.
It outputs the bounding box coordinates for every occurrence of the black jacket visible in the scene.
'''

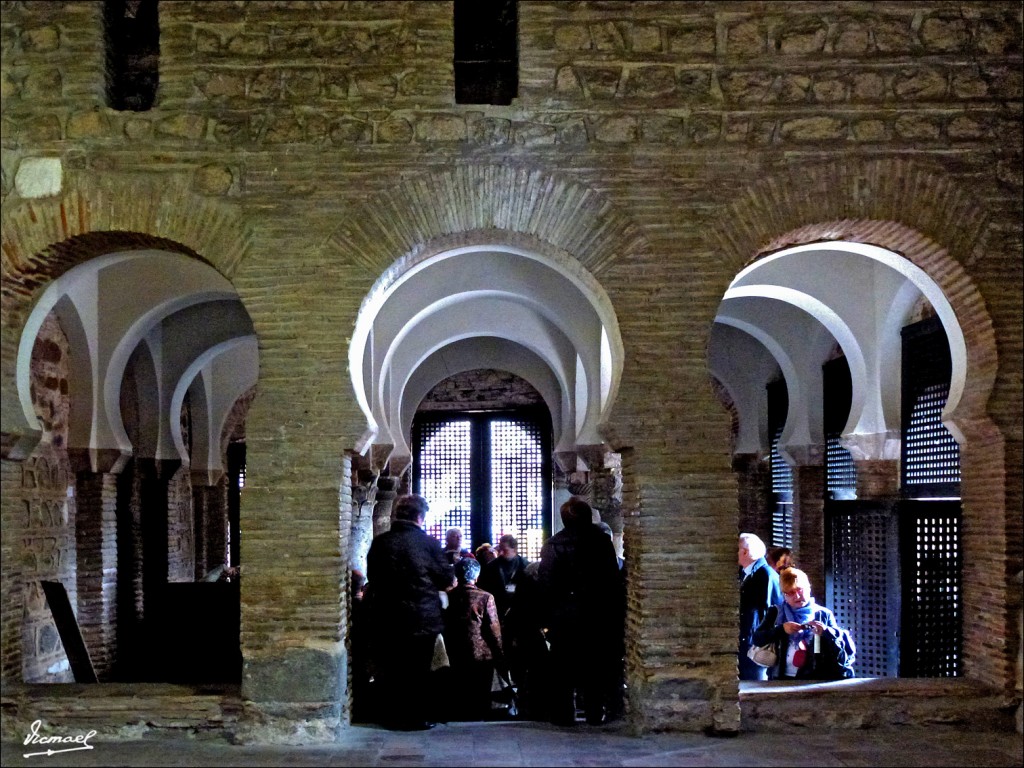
[366,520,454,638]
[538,522,622,638]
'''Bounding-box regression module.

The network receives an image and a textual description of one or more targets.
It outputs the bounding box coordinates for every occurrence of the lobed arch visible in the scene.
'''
[711,159,1007,690]
[2,172,252,460]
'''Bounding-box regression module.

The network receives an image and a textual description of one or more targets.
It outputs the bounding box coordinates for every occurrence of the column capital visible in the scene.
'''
[841,430,901,461]
[1,427,42,461]
[67,447,131,475]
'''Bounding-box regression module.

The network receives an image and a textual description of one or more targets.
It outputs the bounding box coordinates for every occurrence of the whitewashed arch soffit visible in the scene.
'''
[173,336,259,478]
[707,323,781,455]
[716,298,838,458]
[17,249,254,458]
[383,307,577,458]
[399,339,567,460]
[349,241,624,456]
[730,241,967,435]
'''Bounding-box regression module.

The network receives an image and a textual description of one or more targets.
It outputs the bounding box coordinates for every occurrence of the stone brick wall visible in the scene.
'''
[418,369,545,411]
[1,0,1020,740]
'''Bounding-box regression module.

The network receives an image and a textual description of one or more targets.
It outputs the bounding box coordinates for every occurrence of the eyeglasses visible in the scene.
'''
[783,587,806,597]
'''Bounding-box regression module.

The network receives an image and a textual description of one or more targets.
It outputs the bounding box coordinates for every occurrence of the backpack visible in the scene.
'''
[810,623,856,680]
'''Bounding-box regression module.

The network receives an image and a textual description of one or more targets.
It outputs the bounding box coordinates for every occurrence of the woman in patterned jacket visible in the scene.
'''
[443,557,506,719]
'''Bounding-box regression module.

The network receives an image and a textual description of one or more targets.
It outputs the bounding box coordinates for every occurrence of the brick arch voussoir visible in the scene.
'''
[321,164,649,279]
[1,174,251,458]
[1,173,251,298]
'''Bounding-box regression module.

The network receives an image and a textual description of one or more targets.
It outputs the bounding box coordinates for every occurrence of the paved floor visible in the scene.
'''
[2,721,1022,768]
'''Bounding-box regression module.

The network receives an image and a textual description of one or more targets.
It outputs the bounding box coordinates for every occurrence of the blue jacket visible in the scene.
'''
[739,557,782,650]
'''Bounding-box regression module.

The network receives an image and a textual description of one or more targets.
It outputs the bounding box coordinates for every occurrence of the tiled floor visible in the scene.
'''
[3,720,1022,767]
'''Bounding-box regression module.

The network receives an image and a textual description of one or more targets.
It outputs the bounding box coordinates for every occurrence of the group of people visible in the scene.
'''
[738,533,856,681]
[354,494,626,731]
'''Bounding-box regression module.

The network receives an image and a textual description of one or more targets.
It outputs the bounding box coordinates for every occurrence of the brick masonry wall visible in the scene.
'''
[418,369,545,411]
[0,0,1020,739]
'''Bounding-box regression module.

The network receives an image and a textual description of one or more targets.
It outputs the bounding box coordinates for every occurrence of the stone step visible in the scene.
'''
[740,677,1017,731]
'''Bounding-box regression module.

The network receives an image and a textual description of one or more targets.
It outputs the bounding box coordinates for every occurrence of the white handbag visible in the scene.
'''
[747,641,777,668]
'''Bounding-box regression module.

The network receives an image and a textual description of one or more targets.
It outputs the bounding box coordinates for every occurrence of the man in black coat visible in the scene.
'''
[539,497,623,726]
[738,532,783,681]
[366,494,455,730]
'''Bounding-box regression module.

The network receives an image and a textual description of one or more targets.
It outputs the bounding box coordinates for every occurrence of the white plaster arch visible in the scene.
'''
[17,249,255,463]
[715,306,836,462]
[172,336,259,476]
[707,322,781,455]
[349,244,623,456]
[730,241,965,433]
[721,284,867,444]
[400,339,568,458]
[383,298,579,457]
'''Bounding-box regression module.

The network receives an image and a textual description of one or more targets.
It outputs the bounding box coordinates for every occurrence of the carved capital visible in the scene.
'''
[67,447,132,475]
[841,430,901,462]
[1,428,42,461]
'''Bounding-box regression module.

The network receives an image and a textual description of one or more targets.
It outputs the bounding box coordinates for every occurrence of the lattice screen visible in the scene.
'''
[826,501,900,677]
[414,410,551,557]
[769,424,793,548]
[900,500,962,677]
[823,355,857,498]
[826,435,857,497]
[489,418,547,561]
[903,382,961,489]
[901,317,961,496]
[416,420,474,546]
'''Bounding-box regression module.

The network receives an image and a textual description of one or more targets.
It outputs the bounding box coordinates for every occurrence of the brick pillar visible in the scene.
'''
[733,453,772,539]
[855,459,900,500]
[792,464,826,601]
[72,470,118,680]
[191,473,228,580]
[372,476,399,538]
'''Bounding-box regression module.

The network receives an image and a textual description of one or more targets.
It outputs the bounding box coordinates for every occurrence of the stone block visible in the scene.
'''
[14,157,62,198]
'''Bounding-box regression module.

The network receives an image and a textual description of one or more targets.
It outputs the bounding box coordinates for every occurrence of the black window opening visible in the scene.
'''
[767,378,793,548]
[104,0,160,111]
[226,441,244,569]
[823,355,857,500]
[413,408,552,561]
[453,0,518,105]
[899,317,962,677]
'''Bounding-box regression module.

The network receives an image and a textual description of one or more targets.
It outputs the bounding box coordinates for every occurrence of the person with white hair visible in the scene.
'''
[738,532,783,681]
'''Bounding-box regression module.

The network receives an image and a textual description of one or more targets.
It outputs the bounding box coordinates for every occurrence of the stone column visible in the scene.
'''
[792,463,826,598]
[350,469,377,576]
[732,452,772,539]
[372,475,400,538]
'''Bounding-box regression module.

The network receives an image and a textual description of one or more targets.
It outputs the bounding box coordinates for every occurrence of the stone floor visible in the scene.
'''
[3,720,1022,767]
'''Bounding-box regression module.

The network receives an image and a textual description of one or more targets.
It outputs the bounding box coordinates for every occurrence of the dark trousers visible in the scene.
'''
[374,633,437,728]
[548,627,611,724]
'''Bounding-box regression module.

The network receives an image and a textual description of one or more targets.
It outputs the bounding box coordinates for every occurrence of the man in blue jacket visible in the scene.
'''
[366,494,455,730]
[738,532,783,681]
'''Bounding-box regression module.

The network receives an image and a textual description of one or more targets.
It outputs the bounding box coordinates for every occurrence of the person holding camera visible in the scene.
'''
[751,566,856,680]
